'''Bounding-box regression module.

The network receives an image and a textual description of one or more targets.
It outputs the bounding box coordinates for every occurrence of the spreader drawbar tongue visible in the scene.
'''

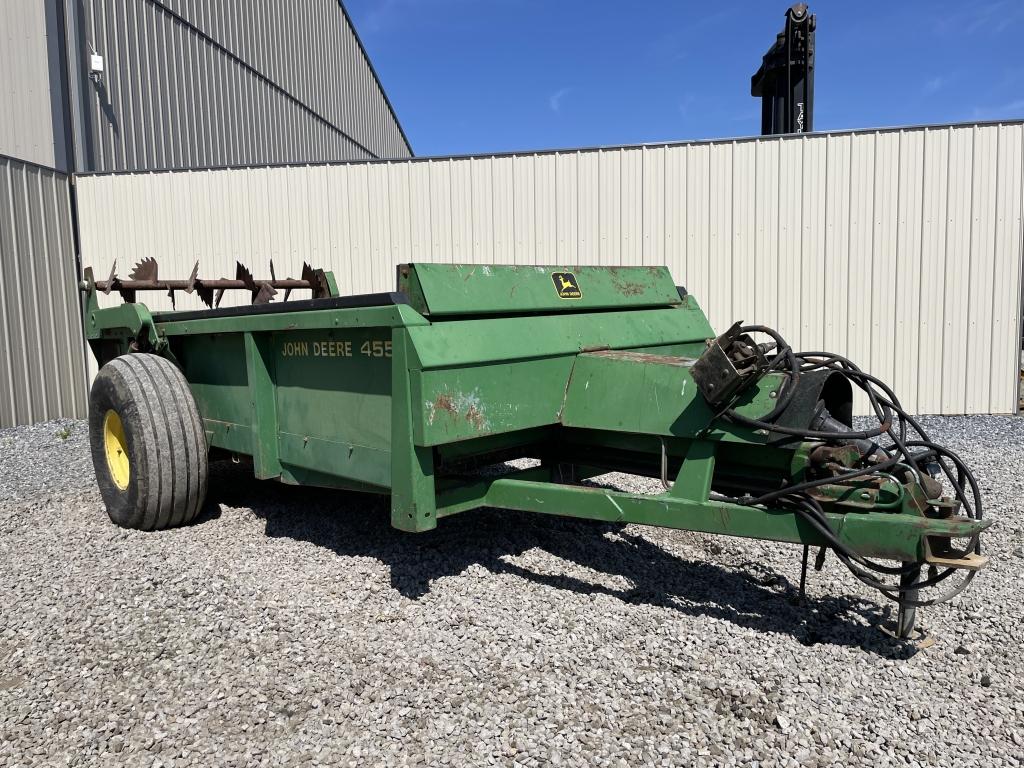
[93,259,332,308]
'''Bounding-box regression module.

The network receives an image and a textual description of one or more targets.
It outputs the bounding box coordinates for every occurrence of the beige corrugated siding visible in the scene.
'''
[0,156,88,427]
[75,122,1024,415]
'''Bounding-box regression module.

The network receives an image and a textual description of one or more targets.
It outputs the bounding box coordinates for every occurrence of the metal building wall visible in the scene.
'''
[0,155,88,427]
[75,122,1024,415]
[158,0,410,159]
[0,1,70,170]
[70,0,411,172]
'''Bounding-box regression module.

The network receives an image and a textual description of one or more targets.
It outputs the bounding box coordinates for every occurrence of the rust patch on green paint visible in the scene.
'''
[606,268,654,298]
[426,389,491,432]
[435,393,457,415]
[465,404,486,430]
[614,280,646,296]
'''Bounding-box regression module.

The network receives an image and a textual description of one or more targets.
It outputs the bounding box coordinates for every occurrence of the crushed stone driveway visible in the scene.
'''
[1,416,1022,767]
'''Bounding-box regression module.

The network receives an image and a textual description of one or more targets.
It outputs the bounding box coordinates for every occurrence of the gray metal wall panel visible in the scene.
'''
[159,0,410,159]
[0,156,88,427]
[75,122,1024,415]
[1,1,68,170]
[73,0,409,173]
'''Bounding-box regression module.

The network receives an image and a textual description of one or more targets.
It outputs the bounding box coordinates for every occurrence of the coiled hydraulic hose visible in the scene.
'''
[713,326,983,610]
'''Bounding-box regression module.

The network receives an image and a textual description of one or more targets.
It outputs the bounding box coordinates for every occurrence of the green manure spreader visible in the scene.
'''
[80,262,989,639]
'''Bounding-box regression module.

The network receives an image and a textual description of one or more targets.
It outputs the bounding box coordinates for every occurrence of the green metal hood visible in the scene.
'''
[397,263,682,317]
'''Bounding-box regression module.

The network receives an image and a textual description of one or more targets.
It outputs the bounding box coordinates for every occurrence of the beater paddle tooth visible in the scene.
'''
[196,285,214,308]
[236,260,265,303]
[236,261,256,290]
[282,262,295,302]
[128,257,158,282]
[103,261,117,295]
[236,260,275,304]
[253,283,277,305]
[167,288,176,310]
[265,260,281,303]
[115,258,137,303]
[302,262,330,298]
[214,287,226,308]
[184,261,199,294]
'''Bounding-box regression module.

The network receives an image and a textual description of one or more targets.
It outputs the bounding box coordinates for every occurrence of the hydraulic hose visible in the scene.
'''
[711,325,983,611]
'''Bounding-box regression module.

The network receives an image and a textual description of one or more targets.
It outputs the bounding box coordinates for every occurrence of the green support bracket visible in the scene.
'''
[85,297,164,353]
[324,271,340,297]
[669,440,716,501]
[390,328,437,532]
[243,332,282,479]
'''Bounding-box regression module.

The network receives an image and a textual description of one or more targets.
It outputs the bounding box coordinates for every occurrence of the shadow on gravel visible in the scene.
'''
[207,463,916,658]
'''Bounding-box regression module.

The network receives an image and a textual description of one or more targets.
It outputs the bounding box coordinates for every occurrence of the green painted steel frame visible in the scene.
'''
[431,442,990,562]
[80,264,989,568]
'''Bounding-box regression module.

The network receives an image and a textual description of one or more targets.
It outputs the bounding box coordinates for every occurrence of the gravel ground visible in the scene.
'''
[1,416,1022,767]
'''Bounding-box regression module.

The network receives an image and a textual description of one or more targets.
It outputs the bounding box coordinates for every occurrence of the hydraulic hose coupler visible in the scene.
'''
[809,403,879,458]
[692,322,770,407]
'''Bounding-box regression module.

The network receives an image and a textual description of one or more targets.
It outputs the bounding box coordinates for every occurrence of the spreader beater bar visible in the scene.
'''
[93,258,331,307]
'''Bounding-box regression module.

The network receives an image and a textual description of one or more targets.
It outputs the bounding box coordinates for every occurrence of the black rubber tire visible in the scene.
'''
[89,353,208,530]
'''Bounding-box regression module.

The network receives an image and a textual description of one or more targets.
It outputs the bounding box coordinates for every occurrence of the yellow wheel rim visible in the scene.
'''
[103,410,130,490]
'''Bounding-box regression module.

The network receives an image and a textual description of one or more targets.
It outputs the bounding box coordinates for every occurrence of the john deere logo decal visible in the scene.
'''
[552,271,582,299]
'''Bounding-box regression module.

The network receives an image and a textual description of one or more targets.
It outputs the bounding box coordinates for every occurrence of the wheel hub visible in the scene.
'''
[102,409,130,490]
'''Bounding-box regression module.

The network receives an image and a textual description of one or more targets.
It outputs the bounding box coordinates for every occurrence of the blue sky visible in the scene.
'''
[345,0,1024,157]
